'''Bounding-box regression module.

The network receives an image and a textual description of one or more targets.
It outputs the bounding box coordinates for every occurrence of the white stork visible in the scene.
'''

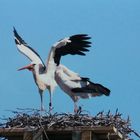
[13,28,91,111]
[55,65,110,113]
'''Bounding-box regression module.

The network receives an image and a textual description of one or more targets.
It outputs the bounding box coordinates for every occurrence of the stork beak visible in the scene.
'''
[18,64,34,71]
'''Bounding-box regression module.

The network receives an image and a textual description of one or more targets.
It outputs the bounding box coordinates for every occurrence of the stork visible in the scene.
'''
[55,65,110,113]
[13,28,91,111]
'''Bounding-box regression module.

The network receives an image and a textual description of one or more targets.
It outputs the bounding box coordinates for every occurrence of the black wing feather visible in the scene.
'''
[54,34,92,65]
[71,79,110,96]
[88,81,110,96]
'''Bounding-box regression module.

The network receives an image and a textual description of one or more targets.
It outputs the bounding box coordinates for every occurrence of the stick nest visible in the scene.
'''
[0,109,140,140]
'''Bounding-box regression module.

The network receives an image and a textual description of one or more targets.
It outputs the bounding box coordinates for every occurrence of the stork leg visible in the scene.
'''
[74,101,78,114]
[39,90,44,111]
[49,90,53,113]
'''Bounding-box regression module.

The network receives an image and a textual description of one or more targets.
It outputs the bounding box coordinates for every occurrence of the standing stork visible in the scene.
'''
[55,65,110,113]
[13,28,91,111]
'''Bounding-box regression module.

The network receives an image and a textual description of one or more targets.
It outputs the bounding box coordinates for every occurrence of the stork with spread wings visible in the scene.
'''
[14,28,92,112]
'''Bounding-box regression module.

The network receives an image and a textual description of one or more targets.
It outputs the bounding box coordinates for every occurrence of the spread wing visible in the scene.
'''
[13,27,45,66]
[49,34,92,66]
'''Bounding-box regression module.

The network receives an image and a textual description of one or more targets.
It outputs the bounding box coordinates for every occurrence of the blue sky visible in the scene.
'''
[0,0,140,139]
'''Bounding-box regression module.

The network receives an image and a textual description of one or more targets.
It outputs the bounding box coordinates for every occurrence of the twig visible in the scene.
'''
[0,109,140,139]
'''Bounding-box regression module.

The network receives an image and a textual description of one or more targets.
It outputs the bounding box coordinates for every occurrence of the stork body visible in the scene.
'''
[14,28,91,111]
[55,65,110,113]
[31,64,57,110]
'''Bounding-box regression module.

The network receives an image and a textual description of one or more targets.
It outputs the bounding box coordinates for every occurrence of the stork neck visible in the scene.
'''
[34,64,45,75]
[47,47,55,65]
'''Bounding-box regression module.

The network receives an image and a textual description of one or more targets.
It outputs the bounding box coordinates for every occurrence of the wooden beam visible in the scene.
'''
[0,126,124,140]
[33,128,43,140]
[81,131,92,140]
[0,128,26,136]
[23,131,33,140]
[45,126,116,132]
[0,126,117,134]
[3,136,23,140]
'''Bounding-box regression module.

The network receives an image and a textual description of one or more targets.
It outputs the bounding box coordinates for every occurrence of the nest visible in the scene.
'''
[0,108,140,140]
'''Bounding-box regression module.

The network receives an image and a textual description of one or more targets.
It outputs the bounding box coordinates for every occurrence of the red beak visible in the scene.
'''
[18,64,34,71]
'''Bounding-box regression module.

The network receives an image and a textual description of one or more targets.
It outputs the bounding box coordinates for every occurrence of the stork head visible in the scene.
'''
[18,63,35,71]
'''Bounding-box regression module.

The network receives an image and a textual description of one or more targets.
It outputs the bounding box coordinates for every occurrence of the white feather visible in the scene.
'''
[15,37,43,65]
